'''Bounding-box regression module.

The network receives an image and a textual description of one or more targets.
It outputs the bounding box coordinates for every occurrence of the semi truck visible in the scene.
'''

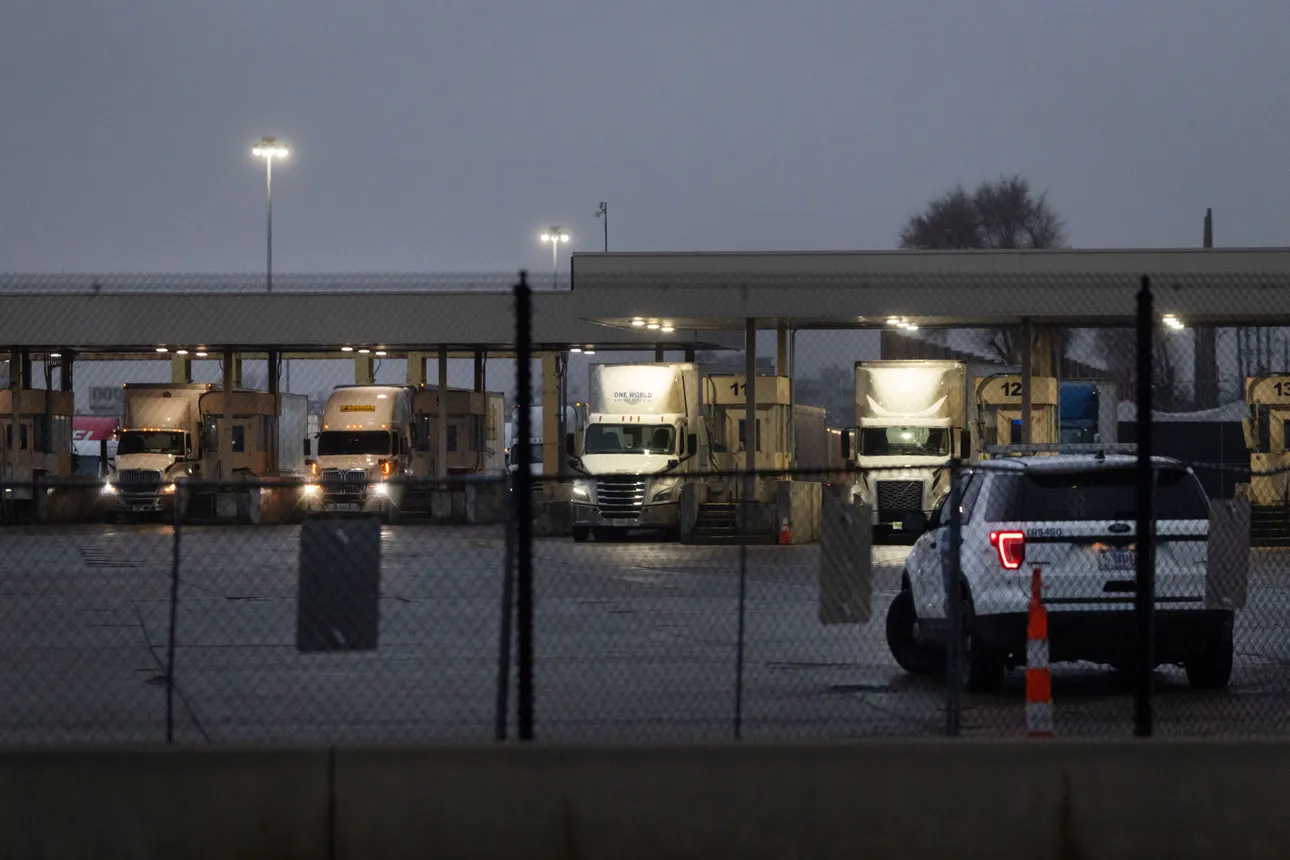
[102,383,210,520]
[569,363,703,542]
[304,384,416,522]
[844,361,975,539]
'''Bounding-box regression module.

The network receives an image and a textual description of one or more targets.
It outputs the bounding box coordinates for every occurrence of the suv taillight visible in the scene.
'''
[989,531,1026,570]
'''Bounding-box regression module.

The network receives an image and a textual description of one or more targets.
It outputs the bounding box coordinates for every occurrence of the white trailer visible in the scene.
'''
[569,363,703,542]
[304,385,415,523]
[102,383,210,519]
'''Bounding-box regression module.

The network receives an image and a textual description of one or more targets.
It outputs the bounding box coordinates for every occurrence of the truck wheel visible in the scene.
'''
[1185,636,1233,691]
[885,589,944,676]
[572,527,590,543]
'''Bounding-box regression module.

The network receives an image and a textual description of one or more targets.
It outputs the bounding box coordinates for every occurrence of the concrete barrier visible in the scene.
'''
[335,741,1290,860]
[8,741,1290,859]
[0,748,331,859]
[466,480,508,524]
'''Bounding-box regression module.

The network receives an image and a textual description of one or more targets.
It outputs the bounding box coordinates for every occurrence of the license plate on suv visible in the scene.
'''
[1098,549,1136,571]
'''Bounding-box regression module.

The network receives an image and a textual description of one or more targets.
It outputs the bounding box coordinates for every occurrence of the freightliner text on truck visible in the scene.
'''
[569,363,702,542]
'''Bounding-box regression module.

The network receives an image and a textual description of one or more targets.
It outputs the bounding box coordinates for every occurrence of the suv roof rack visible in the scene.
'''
[983,443,1138,457]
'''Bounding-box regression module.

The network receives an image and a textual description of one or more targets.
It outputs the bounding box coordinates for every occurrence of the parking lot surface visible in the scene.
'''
[0,524,1286,743]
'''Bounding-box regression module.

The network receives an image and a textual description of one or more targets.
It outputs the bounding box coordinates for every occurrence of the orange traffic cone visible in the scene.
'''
[777,515,792,545]
[1026,567,1053,738]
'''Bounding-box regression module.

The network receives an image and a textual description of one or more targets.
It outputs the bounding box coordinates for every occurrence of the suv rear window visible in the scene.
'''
[984,467,1208,521]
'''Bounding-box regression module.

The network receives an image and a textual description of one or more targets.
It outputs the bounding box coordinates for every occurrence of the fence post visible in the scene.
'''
[1135,275,1156,737]
[166,481,184,744]
[734,488,748,740]
[494,480,515,741]
[513,272,535,741]
[945,461,963,737]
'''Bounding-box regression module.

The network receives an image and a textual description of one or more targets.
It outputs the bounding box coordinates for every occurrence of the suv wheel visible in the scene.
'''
[1185,636,1233,691]
[960,602,1006,693]
[885,589,944,676]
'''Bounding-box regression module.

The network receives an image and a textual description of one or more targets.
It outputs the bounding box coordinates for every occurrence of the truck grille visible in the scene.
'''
[321,469,368,503]
[876,480,922,513]
[597,477,647,518]
[117,469,162,491]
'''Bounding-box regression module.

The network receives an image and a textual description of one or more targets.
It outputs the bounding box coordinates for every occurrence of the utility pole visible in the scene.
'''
[595,202,608,251]
[1193,208,1219,409]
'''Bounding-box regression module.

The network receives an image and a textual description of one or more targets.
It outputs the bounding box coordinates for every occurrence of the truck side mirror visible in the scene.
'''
[303,438,311,457]
[686,433,697,457]
[959,430,972,460]
[565,433,576,456]
[1241,418,1254,451]
[841,431,851,459]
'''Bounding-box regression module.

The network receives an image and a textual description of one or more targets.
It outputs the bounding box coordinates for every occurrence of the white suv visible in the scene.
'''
[887,454,1236,691]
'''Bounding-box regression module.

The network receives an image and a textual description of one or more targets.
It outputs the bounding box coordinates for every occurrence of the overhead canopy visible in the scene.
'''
[570,248,1290,328]
[3,247,1290,352]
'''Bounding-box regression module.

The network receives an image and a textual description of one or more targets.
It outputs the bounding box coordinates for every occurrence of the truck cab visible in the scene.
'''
[570,363,701,542]
[103,383,210,519]
[845,361,973,540]
[305,385,414,523]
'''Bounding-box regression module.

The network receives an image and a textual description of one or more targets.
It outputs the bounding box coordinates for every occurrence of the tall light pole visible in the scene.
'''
[594,202,607,251]
[539,226,570,288]
[251,136,289,293]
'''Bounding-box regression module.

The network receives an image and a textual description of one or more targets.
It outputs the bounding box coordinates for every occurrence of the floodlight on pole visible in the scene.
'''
[251,136,289,294]
[539,226,570,288]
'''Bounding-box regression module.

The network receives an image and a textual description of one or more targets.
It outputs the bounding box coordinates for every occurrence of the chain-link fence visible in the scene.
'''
[1,269,1288,744]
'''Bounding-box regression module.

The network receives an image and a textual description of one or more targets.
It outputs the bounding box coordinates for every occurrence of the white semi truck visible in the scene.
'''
[304,384,416,522]
[569,363,702,542]
[844,361,975,539]
[102,383,210,519]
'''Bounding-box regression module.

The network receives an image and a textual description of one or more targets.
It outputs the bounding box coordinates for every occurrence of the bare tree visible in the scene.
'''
[899,176,1067,365]
[899,176,1067,252]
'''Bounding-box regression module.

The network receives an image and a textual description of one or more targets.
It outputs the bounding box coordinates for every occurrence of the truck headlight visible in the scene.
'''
[371,483,389,497]
[572,480,592,500]
[651,478,681,503]
[162,484,176,495]
[101,482,117,495]
[302,484,319,497]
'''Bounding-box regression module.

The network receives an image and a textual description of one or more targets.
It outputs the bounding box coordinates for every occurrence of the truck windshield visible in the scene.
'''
[317,431,392,456]
[117,431,185,456]
[584,424,675,455]
[858,427,948,456]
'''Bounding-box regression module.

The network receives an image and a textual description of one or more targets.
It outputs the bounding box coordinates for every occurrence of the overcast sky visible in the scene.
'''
[3,0,1288,275]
